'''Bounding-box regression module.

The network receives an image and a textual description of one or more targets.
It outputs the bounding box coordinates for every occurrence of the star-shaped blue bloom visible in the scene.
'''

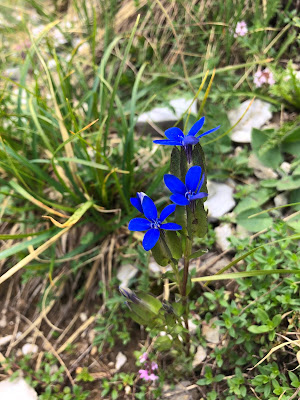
[128,196,182,251]
[153,116,220,163]
[164,166,208,206]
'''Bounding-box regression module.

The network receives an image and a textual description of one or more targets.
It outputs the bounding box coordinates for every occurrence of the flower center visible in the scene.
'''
[185,190,195,200]
[150,220,161,229]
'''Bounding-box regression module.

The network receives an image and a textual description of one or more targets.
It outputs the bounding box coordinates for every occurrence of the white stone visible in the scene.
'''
[274,193,288,208]
[228,99,272,143]
[202,318,220,344]
[188,319,198,335]
[236,225,248,239]
[48,59,56,70]
[0,378,38,400]
[117,264,138,287]
[149,259,172,275]
[137,98,197,124]
[149,261,161,275]
[0,335,12,347]
[79,312,87,322]
[52,29,67,45]
[192,345,207,368]
[22,343,38,355]
[31,25,45,37]
[163,380,197,400]
[115,352,127,371]
[205,181,236,219]
[50,365,59,374]
[215,224,233,252]
[4,68,20,81]
[280,162,291,175]
[0,314,7,328]
[248,154,277,180]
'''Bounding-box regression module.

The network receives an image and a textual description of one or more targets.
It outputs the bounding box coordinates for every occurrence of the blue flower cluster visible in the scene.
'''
[129,117,218,251]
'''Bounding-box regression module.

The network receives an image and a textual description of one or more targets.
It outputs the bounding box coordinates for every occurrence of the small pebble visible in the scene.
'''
[22,343,38,355]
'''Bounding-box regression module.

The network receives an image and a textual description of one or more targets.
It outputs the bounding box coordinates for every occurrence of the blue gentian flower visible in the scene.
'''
[128,196,182,251]
[164,166,208,206]
[153,116,220,163]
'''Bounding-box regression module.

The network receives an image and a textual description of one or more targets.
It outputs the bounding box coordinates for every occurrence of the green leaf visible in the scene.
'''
[272,314,282,328]
[137,292,162,315]
[165,231,182,260]
[282,126,300,156]
[189,249,207,260]
[277,176,300,191]
[248,325,271,334]
[236,207,273,232]
[154,336,172,351]
[256,309,269,323]
[170,146,181,177]
[234,188,273,214]
[252,128,283,169]
[151,238,170,266]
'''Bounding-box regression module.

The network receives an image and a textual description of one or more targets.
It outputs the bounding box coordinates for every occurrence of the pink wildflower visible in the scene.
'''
[148,373,159,381]
[151,362,158,371]
[254,68,275,88]
[139,352,148,363]
[234,21,248,38]
[138,369,149,380]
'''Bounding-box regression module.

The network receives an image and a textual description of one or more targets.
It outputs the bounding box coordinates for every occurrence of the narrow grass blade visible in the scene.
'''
[192,269,300,282]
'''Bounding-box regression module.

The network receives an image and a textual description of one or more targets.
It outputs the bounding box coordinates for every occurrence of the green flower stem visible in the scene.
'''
[160,233,181,290]
[182,235,192,355]
[161,230,192,354]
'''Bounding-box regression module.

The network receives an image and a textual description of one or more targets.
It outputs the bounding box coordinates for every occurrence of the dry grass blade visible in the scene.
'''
[43,200,93,228]
[10,181,69,218]
[57,313,100,355]
[250,338,300,370]
[153,0,194,93]
[0,227,70,286]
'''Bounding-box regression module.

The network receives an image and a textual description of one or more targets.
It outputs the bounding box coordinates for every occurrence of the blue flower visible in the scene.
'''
[164,166,208,206]
[128,196,182,251]
[153,116,220,162]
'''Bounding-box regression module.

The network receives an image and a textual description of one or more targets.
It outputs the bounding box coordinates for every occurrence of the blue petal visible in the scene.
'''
[170,194,189,206]
[161,223,182,231]
[159,204,176,222]
[182,135,199,146]
[142,196,157,221]
[164,174,186,195]
[143,229,160,251]
[128,218,151,231]
[196,172,205,193]
[197,125,221,138]
[185,166,202,192]
[165,127,184,140]
[190,192,208,200]
[188,116,205,136]
[130,197,143,213]
[153,139,182,146]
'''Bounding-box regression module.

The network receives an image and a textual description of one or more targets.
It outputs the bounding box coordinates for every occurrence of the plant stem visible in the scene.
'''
[182,237,192,355]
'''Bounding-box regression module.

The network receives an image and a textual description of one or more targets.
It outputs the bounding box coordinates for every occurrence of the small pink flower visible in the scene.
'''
[234,21,248,38]
[139,369,149,380]
[254,68,275,88]
[151,362,158,371]
[139,352,148,363]
[148,373,159,381]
